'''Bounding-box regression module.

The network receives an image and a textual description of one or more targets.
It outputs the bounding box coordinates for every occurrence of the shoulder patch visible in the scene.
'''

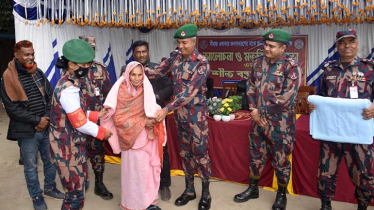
[198,66,206,75]
[288,72,298,80]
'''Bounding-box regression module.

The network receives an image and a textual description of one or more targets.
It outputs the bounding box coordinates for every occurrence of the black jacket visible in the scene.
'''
[1,68,53,140]
[149,76,173,108]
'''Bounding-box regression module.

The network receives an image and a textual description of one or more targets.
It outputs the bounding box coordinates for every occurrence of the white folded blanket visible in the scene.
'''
[308,95,374,144]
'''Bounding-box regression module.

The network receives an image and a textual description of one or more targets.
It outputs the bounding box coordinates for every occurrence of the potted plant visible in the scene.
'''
[228,95,242,112]
[207,97,222,121]
[220,98,233,122]
[227,95,242,120]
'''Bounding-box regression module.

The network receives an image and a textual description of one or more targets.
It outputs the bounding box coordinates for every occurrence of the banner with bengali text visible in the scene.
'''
[197,35,308,88]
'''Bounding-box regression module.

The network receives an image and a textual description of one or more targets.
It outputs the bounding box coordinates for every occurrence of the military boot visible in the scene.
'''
[272,186,287,210]
[198,181,211,210]
[94,172,113,200]
[234,178,259,203]
[175,177,196,206]
[357,204,367,210]
[320,199,332,210]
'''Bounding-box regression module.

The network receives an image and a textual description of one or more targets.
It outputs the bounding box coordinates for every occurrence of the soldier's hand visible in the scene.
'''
[37,117,50,130]
[250,109,261,122]
[103,128,113,140]
[257,118,268,127]
[145,118,157,128]
[155,107,168,122]
[363,103,374,120]
[308,102,316,113]
[35,125,44,132]
[98,108,109,120]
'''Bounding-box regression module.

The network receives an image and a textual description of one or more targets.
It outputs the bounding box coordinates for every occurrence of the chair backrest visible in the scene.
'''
[222,83,237,99]
[295,91,310,114]
[206,78,214,99]
[237,80,249,110]
[295,86,317,114]
[299,86,317,95]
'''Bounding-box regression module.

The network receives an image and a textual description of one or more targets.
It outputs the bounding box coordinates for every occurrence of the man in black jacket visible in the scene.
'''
[1,40,64,210]
[121,40,174,201]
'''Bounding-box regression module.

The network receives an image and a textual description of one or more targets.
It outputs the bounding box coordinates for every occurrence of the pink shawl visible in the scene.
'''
[101,61,167,155]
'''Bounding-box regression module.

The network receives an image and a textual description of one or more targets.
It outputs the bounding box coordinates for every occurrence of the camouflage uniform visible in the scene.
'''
[317,56,374,205]
[145,49,211,191]
[84,61,112,173]
[50,73,93,210]
[246,53,301,187]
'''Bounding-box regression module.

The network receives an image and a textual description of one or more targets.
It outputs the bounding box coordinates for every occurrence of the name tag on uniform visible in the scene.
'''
[349,86,358,99]
[326,76,336,80]
[95,87,100,96]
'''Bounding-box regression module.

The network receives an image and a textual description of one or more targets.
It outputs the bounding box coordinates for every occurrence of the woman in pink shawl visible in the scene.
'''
[101,61,165,210]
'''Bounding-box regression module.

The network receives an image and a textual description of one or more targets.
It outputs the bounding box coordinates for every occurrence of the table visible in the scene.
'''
[166,110,274,188]
[166,112,374,205]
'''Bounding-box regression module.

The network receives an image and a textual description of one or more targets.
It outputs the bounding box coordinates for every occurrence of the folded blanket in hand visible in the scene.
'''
[308,95,374,144]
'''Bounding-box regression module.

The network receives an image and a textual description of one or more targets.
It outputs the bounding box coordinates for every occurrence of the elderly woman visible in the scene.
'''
[101,61,165,210]
[50,39,112,210]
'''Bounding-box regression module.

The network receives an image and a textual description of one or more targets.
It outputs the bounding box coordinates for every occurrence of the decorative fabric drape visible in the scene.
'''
[13,0,374,29]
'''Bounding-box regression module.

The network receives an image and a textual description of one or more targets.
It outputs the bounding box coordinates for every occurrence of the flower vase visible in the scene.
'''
[230,113,235,120]
[222,115,231,122]
[213,114,222,121]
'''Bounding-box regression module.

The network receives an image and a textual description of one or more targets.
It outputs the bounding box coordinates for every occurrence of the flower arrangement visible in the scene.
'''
[207,97,222,115]
[220,98,233,116]
[227,95,242,112]
[26,1,374,29]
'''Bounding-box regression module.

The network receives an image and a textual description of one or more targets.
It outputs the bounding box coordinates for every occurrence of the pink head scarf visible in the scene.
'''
[123,61,145,96]
[101,61,167,154]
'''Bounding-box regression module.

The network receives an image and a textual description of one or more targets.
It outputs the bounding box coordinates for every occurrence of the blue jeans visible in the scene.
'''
[18,130,57,198]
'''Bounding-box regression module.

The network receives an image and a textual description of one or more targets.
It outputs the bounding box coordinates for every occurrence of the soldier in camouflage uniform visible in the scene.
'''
[79,35,113,200]
[309,29,374,210]
[234,29,301,210]
[145,24,212,210]
[50,39,112,210]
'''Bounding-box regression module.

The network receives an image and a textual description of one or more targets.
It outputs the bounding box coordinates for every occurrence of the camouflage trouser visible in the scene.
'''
[249,123,295,187]
[317,141,374,205]
[56,162,89,210]
[174,116,211,193]
[86,136,105,173]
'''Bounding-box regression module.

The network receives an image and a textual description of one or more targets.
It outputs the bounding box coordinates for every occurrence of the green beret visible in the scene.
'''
[262,29,291,44]
[174,24,197,39]
[62,39,95,64]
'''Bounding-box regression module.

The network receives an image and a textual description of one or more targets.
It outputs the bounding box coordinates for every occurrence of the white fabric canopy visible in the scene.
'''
[14,11,374,81]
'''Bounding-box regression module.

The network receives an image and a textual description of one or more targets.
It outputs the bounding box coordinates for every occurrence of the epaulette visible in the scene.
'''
[322,60,337,68]
[285,56,298,67]
[170,50,179,57]
[253,56,264,68]
[93,60,107,68]
[197,53,209,63]
[360,58,374,66]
